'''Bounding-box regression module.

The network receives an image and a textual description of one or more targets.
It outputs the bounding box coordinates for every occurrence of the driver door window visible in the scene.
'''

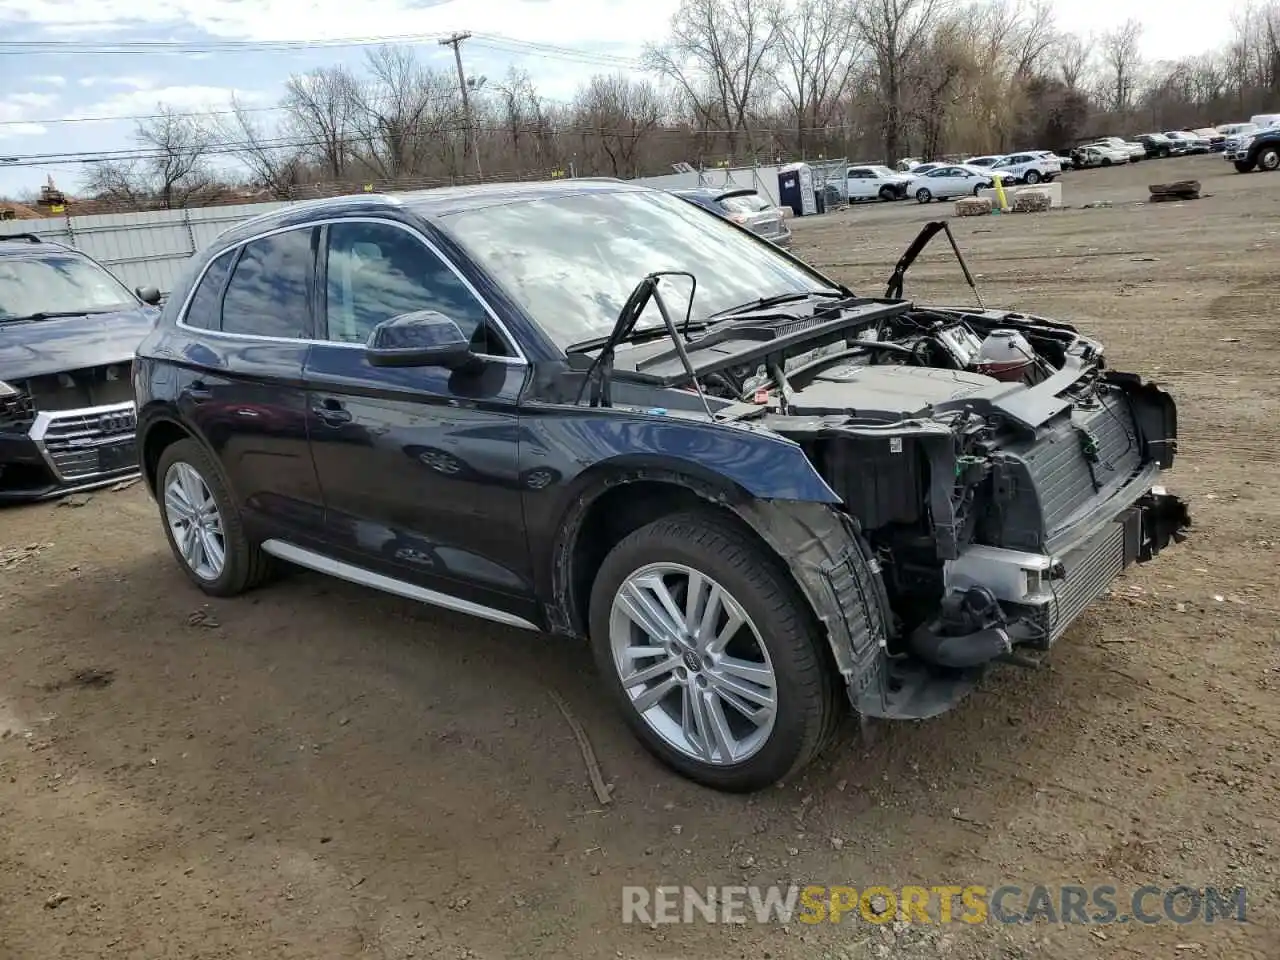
[323,221,511,356]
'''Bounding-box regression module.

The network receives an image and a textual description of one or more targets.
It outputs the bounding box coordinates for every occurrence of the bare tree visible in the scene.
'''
[348,45,463,180]
[572,74,666,177]
[1100,18,1144,113]
[644,0,780,156]
[492,68,555,168]
[852,0,950,162]
[1056,32,1093,90]
[217,97,304,200]
[770,0,862,155]
[83,106,215,208]
[282,66,358,179]
[1006,0,1057,78]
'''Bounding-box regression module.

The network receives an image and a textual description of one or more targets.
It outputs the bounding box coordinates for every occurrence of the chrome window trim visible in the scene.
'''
[174,216,527,366]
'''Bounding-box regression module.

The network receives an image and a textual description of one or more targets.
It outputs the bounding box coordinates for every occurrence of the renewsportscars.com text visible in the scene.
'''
[621,884,1248,926]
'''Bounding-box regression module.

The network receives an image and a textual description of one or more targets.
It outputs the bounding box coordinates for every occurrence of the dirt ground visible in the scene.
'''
[1,154,1276,959]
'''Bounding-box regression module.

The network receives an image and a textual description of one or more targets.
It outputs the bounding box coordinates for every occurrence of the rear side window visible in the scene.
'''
[221,228,316,339]
[183,248,236,330]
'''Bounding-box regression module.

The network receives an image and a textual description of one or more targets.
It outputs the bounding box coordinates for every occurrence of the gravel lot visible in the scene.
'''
[1,153,1276,960]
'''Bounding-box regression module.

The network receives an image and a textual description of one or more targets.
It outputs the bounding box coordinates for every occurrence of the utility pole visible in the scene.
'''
[439,31,482,179]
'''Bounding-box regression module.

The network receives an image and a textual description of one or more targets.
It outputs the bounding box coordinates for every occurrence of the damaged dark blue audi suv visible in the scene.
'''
[133,180,1189,791]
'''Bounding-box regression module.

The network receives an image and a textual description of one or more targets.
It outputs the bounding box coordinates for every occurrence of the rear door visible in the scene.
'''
[175,225,325,537]
[302,218,537,621]
[846,169,873,199]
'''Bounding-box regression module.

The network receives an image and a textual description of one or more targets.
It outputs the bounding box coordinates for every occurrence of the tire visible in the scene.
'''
[1024,169,1041,184]
[878,186,895,201]
[915,187,932,203]
[155,438,273,597]
[973,184,985,196]
[1101,158,1112,167]
[588,510,841,792]
[1258,146,1280,171]
[1235,160,1255,173]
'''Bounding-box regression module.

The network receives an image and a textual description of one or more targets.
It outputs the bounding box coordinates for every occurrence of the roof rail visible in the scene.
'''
[0,232,45,243]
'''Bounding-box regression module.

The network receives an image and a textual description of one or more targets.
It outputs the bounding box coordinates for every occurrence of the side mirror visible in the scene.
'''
[136,285,162,305]
[365,310,474,369]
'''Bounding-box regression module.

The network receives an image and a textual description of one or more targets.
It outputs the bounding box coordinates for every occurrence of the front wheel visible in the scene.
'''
[1101,157,1113,167]
[915,187,932,203]
[1258,146,1280,171]
[878,186,896,201]
[1023,169,1041,184]
[973,183,985,196]
[156,438,274,596]
[1235,159,1256,173]
[589,511,841,792]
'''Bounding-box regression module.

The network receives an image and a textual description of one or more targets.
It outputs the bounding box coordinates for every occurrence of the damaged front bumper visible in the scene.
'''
[869,483,1189,719]
[739,483,1189,725]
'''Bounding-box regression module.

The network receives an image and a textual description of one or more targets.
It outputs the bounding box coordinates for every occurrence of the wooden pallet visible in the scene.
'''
[955,197,993,217]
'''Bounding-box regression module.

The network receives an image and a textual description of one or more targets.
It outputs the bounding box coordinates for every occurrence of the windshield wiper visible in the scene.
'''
[565,317,711,355]
[706,288,853,321]
[0,310,103,323]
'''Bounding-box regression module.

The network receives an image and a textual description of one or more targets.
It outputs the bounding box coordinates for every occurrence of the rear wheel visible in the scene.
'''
[156,438,273,597]
[1258,146,1280,171]
[588,511,842,792]
[915,187,932,203]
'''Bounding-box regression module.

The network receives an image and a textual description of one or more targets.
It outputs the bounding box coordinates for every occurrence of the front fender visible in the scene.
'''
[523,412,839,563]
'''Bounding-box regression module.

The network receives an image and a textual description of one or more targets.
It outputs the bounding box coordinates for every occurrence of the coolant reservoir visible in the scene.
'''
[973,329,1036,382]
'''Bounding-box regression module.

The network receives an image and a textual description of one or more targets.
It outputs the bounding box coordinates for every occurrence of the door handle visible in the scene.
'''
[187,380,213,402]
[311,399,353,424]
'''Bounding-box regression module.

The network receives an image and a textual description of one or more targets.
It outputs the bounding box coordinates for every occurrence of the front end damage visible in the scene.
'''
[742,311,1190,720]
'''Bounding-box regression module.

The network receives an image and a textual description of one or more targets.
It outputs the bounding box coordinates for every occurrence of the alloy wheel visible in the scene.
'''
[608,562,777,766]
[162,461,226,581]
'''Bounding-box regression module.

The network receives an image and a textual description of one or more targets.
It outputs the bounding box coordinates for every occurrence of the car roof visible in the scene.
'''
[214,178,653,247]
[0,233,74,257]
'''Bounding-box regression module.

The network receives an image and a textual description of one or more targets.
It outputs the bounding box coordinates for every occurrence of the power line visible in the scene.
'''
[0,122,840,169]
[0,33,451,55]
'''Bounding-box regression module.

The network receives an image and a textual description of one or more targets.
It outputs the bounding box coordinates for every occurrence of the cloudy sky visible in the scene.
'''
[0,0,1243,198]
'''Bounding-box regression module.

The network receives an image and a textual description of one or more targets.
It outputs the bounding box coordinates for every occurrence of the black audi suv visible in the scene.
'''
[0,233,161,501]
[133,181,1187,791]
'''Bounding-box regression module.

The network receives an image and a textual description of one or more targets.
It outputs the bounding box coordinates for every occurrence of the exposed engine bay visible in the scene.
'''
[565,221,1190,717]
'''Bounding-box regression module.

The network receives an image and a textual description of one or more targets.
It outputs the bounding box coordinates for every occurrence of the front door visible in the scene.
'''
[302,218,536,621]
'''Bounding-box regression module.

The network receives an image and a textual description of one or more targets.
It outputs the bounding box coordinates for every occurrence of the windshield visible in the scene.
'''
[438,190,833,348]
[0,254,136,321]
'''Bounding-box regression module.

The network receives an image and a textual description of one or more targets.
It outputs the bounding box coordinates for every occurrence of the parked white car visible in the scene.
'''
[1074,143,1131,167]
[989,151,1060,184]
[846,165,914,201]
[1091,137,1146,162]
[910,164,998,203]
[964,155,1006,168]
[1162,131,1210,154]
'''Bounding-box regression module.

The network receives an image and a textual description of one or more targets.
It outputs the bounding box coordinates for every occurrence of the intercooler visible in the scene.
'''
[1038,519,1127,643]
